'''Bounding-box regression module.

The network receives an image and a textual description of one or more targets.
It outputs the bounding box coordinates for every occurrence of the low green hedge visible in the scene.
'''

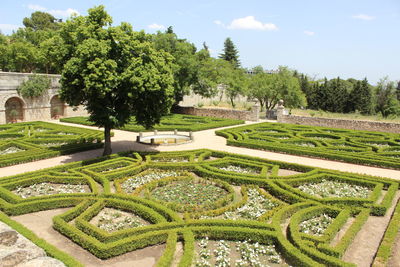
[0,148,398,266]
[216,122,400,169]
[61,114,244,132]
[0,121,103,167]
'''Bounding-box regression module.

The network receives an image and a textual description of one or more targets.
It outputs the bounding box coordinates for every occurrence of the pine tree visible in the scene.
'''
[219,37,240,68]
[356,78,374,114]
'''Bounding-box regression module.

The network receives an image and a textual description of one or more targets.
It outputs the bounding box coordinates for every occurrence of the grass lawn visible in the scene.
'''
[0,149,398,266]
[60,114,244,132]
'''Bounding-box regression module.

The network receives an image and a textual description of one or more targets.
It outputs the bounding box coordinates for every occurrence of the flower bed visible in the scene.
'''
[194,237,288,267]
[297,179,371,199]
[222,189,278,220]
[90,207,149,232]
[299,214,334,236]
[13,183,89,198]
[121,169,181,193]
[151,180,228,206]
[219,165,259,175]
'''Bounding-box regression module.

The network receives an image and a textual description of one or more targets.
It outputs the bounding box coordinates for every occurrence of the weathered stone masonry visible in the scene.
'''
[278,114,400,134]
[0,72,88,124]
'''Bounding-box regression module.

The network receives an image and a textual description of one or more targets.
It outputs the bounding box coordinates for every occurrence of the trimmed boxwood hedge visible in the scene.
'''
[0,121,103,167]
[0,148,399,266]
[216,122,400,169]
[61,114,245,132]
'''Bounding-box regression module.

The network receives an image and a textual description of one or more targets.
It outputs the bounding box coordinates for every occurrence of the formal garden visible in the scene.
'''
[216,122,400,169]
[0,121,103,167]
[60,114,244,132]
[1,148,399,266]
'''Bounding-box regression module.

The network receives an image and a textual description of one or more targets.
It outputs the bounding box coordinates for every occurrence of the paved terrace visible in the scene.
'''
[1,120,400,180]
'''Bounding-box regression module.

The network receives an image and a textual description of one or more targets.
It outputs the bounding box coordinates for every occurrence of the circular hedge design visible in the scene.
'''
[0,149,399,267]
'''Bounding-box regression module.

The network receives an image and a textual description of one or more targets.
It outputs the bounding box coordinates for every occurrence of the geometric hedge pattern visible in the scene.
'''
[60,114,245,132]
[0,149,398,267]
[0,121,103,167]
[216,122,400,169]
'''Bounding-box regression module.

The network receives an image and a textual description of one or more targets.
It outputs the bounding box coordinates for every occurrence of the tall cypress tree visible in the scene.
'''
[219,37,240,68]
[355,78,373,114]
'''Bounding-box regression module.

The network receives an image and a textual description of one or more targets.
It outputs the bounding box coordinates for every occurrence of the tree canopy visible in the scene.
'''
[58,6,175,155]
[247,66,306,111]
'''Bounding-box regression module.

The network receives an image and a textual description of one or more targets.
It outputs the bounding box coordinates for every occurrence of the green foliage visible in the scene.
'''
[349,78,374,115]
[60,114,244,132]
[219,37,240,68]
[152,29,201,103]
[17,74,50,98]
[216,122,400,169]
[247,66,306,111]
[375,77,400,118]
[23,11,60,31]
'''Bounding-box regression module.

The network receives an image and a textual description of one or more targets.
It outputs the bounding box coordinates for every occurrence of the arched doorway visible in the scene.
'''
[50,95,65,119]
[5,97,24,123]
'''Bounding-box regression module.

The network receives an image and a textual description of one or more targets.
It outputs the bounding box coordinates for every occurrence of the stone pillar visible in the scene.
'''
[251,103,260,121]
[276,100,286,123]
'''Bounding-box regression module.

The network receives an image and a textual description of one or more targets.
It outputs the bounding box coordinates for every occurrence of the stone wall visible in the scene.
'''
[179,86,251,107]
[0,72,88,124]
[277,114,400,134]
[174,104,260,121]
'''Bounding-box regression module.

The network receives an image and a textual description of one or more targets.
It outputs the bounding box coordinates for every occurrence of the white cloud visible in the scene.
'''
[304,30,315,36]
[27,4,79,17]
[0,24,21,33]
[226,16,278,31]
[27,4,46,11]
[148,23,165,30]
[352,14,375,21]
[214,20,223,26]
[48,8,80,17]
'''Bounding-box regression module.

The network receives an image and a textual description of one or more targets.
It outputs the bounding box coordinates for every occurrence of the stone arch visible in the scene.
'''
[5,97,25,123]
[50,95,65,118]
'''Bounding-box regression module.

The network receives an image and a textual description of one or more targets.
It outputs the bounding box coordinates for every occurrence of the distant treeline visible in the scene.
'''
[1,10,399,117]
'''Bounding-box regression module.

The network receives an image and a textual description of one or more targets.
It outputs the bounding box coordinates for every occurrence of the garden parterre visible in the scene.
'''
[0,121,103,167]
[60,114,244,132]
[216,122,400,169]
[0,149,399,266]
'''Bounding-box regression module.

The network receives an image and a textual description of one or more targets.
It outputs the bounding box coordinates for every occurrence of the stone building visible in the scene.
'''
[0,72,88,124]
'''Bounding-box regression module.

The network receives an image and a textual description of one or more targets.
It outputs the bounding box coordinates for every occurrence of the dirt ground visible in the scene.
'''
[12,209,165,267]
[343,192,400,267]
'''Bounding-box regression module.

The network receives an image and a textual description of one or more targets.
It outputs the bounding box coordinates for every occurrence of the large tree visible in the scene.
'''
[247,66,306,111]
[58,6,175,155]
[219,37,240,68]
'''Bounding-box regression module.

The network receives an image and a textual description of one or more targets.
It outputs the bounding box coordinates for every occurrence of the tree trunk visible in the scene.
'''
[103,125,112,156]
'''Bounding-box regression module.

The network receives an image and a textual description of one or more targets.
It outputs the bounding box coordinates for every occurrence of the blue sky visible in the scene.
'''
[1,0,399,84]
